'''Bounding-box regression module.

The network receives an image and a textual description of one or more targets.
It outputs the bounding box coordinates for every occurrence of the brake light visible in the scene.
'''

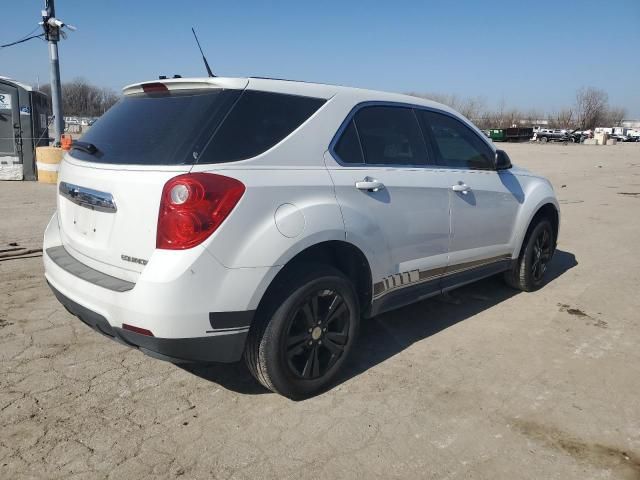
[157,173,245,250]
[142,82,168,93]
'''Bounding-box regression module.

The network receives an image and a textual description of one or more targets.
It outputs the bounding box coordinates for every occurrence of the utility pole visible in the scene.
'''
[42,0,64,146]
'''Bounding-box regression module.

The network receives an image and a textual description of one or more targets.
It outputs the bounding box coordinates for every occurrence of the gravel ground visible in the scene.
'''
[1,142,639,479]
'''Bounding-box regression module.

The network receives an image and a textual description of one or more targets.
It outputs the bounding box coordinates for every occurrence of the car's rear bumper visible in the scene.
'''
[48,282,248,363]
[43,211,279,363]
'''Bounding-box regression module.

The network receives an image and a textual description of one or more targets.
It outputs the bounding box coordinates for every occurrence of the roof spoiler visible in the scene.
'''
[122,77,249,96]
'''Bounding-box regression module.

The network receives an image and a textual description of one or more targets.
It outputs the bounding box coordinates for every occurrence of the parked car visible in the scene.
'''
[43,77,560,398]
[611,134,639,142]
[534,129,569,143]
[568,129,587,143]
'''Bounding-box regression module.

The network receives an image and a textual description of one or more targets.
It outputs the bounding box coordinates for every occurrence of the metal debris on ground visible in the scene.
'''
[0,243,43,261]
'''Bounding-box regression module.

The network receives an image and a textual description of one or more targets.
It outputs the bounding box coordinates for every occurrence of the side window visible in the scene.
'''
[334,119,364,164]
[419,110,494,170]
[353,106,429,166]
[199,90,325,163]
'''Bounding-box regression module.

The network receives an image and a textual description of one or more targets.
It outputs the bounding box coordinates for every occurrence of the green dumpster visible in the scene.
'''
[489,129,506,141]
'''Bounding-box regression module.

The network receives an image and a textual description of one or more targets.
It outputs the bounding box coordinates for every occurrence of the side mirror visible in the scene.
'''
[495,149,512,170]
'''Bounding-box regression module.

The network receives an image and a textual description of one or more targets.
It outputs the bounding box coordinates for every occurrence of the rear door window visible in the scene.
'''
[70,89,240,165]
[198,91,326,163]
[418,110,494,170]
[333,119,364,164]
[353,106,429,166]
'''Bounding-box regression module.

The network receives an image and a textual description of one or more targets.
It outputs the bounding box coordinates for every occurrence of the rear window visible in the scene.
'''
[70,89,325,165]
[197,90,326,164]
[70,89,240,165]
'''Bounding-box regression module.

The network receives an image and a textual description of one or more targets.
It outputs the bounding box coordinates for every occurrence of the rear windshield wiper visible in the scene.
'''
[71,141,99,155]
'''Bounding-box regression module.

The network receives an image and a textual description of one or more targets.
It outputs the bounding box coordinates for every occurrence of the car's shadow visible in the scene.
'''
[182,249,577,397]
[183,360,269,395]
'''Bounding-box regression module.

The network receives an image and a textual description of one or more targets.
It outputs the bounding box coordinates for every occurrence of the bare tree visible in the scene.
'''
[99,88,119,114]
[40,78,120,116]
[407,92,458,109]
[406,86,625,131]
[603,106,626,127]
[477,99,522,129]
[493,98,507,128]
[504,108,523,128]
[522,109,543,127]
[575,87,608,129]
[408,92,531,130]
[457,96,486,122]
[547,108,575,129]
[474,113,492,131]
[407,92,486,122]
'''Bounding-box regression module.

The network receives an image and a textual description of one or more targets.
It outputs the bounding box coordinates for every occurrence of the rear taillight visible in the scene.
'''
[157,173,245,250]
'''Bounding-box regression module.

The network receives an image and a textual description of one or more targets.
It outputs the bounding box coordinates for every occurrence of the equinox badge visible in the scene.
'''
[121,254,148,266]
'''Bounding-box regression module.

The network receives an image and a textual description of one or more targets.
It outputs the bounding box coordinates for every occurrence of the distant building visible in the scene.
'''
[519,119,549,126]
[621,119,640,129]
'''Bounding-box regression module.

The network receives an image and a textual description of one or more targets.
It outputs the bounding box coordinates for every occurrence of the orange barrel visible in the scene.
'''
[61,134,73,150]
[36,146,64,184]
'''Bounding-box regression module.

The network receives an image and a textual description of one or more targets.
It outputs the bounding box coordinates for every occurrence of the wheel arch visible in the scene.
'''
[254,240,374,319]
[516,200,560,259]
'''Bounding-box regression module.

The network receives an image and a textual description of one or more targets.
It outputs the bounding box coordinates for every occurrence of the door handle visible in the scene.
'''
[451,183,471,194]
[355,178,385,192]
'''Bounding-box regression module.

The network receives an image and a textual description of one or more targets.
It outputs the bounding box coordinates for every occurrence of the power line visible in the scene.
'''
[16,26,41,42]
[1,33,45,49]
[1,25,42,47]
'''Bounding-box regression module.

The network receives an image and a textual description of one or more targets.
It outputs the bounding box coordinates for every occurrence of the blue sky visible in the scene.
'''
[3,0,639,116]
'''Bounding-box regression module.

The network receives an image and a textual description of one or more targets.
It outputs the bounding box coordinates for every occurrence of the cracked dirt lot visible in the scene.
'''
[1,142,640,479]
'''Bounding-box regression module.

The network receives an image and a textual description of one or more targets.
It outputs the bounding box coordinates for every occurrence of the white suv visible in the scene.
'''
[44,77,559,398]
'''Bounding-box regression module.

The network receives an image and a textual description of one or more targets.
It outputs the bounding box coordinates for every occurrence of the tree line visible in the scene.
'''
[38,79,626,131]
[408,86,627,130]
[39,78,119,117]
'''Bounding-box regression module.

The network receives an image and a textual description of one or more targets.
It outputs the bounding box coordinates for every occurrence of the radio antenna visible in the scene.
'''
[191,27,215,77]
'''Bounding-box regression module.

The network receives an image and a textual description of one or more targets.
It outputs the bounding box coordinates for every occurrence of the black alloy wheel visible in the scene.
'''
[530,225,553,281]
[244,264,359,399]
[284,289,350,380]
[504,218,555,292]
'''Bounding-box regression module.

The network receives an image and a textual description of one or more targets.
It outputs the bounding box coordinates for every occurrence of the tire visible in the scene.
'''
[244,264,360,399]
[504,219,555,292]
[540,136,548,143]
